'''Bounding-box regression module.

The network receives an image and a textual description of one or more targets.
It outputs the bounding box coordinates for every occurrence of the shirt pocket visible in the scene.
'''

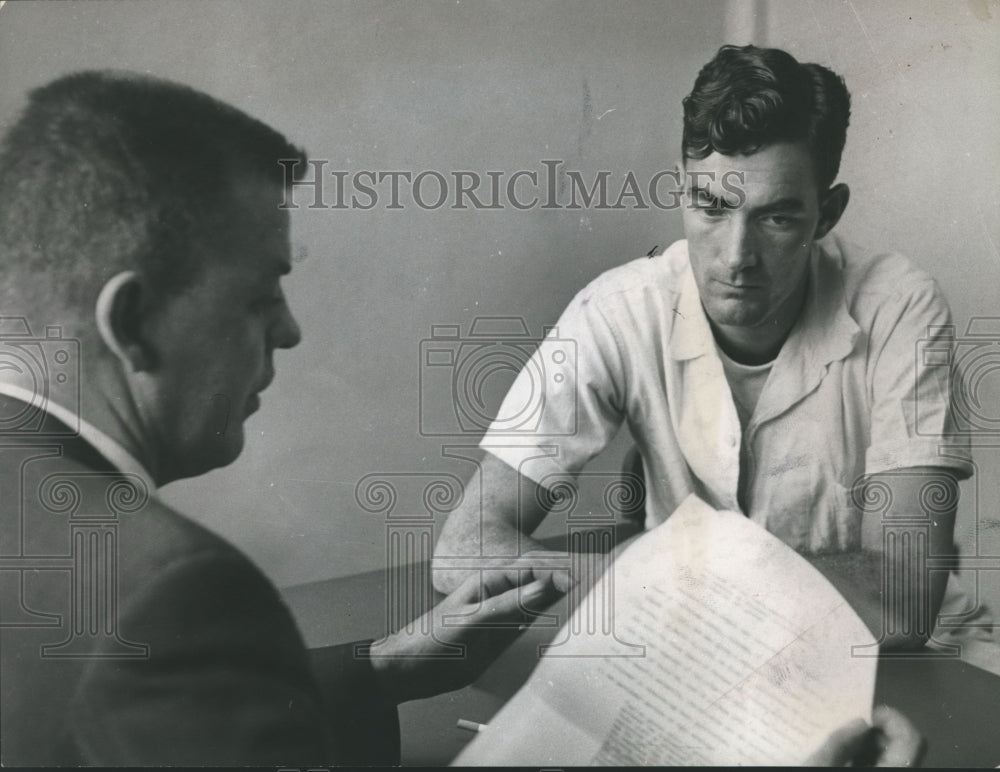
[754,460,856,553]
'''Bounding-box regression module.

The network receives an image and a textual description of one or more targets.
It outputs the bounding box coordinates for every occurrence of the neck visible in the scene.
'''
[711,319,790,366]
[0,365,163,486]
[79,366,166,486]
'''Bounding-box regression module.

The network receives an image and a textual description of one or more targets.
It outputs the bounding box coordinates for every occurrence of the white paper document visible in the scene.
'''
[454,494,877,766]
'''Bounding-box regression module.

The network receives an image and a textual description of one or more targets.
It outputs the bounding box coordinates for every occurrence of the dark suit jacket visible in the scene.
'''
[0,405,400,766]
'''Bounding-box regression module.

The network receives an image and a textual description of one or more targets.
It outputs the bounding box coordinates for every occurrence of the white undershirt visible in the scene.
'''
[716,345,773,511]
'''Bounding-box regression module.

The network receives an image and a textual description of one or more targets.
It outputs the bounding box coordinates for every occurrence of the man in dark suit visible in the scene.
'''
[0,71,567,766]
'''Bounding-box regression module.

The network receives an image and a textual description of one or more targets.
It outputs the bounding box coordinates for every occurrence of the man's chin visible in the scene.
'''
[706,300,769,330]
[180,432,246,480]
[215,430,246,466]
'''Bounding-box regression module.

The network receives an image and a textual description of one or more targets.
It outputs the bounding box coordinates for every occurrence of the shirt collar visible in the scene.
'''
[668,243,715,362]
[0,381,157,495]
[779,235,862,373]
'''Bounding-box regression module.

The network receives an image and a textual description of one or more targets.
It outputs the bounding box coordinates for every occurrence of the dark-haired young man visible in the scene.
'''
[0,70,570,766]
[435,45,995,667]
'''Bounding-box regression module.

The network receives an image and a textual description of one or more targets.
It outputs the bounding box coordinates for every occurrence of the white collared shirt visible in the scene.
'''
[480,234,999,674]
[482,234,972,551]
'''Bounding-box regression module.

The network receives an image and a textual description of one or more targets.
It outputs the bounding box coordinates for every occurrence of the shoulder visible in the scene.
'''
[576,239,689,304]
[819,234,954,344]
[115,497,294,637]
[563,239,689,338]
[80,497,320,741]
[822,233,947,309]
[118,494,253,575]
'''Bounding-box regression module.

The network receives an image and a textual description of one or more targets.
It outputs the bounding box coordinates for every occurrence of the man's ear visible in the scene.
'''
[815,183,850,240]
[95,271,155,372]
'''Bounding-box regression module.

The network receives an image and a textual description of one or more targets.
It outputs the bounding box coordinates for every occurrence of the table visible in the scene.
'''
[283,560,1000,767]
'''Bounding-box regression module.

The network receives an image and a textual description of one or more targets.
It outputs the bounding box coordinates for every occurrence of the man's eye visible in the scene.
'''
[762,214,795,227]
[700,205,727,219]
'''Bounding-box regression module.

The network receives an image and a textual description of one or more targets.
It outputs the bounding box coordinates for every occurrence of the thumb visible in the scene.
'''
[804,718,872,765]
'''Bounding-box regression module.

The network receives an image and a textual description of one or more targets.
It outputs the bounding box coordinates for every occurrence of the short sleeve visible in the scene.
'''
[865,277,974,478]
[481,287,628,488]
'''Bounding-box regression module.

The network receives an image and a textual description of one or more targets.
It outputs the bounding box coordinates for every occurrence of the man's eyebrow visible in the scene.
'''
[687,184,730,206]
[753,197,807,213]
[686,186,807,213]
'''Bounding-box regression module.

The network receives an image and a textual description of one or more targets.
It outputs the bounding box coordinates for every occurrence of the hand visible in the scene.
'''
[523,544,634,593]
[368,562,573,703]
[805,705,925,766]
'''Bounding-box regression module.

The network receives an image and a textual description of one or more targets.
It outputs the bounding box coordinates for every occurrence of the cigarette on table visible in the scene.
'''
[456,718,487,733]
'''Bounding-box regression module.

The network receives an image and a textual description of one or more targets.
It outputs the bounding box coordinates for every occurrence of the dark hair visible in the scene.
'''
[682,45,851,190]
[0,70,306,314]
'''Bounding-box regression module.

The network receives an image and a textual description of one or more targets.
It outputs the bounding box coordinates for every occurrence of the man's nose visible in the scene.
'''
[722,217,756,272]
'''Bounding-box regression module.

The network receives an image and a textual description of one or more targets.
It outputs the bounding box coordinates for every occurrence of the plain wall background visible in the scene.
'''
[1,1,996,603]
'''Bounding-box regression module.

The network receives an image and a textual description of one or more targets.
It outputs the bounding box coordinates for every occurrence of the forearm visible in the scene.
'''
[432,455,551,593]
[806,546,951,650]
[433,510,546,593]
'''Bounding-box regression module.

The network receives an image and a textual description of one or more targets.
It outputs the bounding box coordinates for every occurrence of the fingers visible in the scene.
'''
[803,707,924,767]
[481,578,552,616]
[480,552,577,597]
[436,554,577,633]
[442,572,562,622]
[804,717,873,765]
[871,704,925,767]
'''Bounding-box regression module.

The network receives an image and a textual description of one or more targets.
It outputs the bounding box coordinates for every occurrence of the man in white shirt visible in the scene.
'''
[433,44,991,664]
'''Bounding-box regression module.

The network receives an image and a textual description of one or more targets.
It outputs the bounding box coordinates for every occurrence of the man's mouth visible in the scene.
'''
[246,371,274,415]
[716,279,762,291]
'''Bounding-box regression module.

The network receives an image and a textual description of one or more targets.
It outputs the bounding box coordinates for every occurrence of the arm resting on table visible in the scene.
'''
[433,453,551,593]
[806,466,958,650]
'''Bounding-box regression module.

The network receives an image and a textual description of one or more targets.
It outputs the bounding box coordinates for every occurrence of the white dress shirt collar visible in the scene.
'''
[0,381,157,495]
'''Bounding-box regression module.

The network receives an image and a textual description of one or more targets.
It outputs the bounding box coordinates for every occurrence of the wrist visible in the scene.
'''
[367,634,427,705]
[363,636,409,706]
